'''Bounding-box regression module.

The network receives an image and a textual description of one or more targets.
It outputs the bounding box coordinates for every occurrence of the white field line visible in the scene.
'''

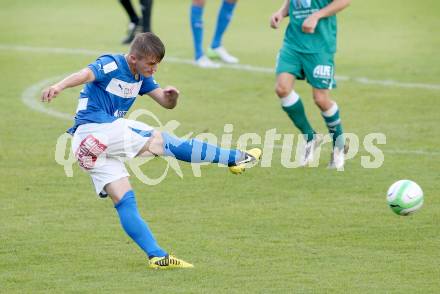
[380,149,440,156]
[21,75,73,121]
[270,145,440,156]
[3,44,440,90]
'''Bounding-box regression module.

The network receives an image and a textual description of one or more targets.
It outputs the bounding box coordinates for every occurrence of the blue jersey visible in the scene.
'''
[67,54,160,134]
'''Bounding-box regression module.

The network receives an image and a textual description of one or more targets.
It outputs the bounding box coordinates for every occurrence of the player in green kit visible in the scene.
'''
[270,0,351,170]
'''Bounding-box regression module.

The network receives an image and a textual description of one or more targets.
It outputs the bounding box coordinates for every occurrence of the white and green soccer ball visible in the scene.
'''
[387,180,424,216]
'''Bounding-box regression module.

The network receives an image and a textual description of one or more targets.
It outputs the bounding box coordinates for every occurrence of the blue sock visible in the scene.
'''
[115,191,167,259]
[211,0,236,49]
[162,132,243,166]
[190,4,204,60]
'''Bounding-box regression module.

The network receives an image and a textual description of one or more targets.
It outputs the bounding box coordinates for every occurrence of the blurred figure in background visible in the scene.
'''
[270,0,351,170]
[190,0,239,68]
[120,0,153,44]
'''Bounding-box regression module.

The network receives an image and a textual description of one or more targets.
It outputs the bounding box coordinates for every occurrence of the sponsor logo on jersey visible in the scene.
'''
[106,78,142,98]
[294,0,312,9]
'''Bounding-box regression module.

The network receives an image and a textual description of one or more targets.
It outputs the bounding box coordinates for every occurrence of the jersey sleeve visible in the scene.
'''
[88,55,119,82]
[139,76,160,95]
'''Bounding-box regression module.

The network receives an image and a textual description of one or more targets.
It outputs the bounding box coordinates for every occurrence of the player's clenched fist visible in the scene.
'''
[163,86,179,100]
[270,11,284,29]
[41,85,63,102]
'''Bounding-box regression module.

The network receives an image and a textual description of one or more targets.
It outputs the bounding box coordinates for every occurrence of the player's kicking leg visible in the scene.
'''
[137,131,262,174]
[105,177,194,269]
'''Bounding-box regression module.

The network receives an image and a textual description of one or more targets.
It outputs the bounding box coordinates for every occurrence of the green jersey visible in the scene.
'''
[284,0,337,54]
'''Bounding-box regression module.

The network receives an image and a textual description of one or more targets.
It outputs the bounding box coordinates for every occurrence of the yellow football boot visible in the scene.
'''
[229,148,262,175]
[149,255,194,269]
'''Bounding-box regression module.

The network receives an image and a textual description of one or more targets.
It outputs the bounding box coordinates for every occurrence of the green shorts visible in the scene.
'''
[275,46,337,89]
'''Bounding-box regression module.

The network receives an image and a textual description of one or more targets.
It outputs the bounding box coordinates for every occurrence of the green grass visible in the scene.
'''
[1,0,440,293]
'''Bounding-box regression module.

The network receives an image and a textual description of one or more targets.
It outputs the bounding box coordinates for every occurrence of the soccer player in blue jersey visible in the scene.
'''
[190,0,239,68]
[41,33,261,269]
[270,0,350,170]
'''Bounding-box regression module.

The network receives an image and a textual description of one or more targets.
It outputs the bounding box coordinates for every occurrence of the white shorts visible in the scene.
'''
[71,119,154,195]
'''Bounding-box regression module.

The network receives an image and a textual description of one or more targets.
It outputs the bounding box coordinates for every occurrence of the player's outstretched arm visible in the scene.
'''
[41,68,95,103]
[270,0,290,29]
[302,0,351,33]
[148,86,179,109]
